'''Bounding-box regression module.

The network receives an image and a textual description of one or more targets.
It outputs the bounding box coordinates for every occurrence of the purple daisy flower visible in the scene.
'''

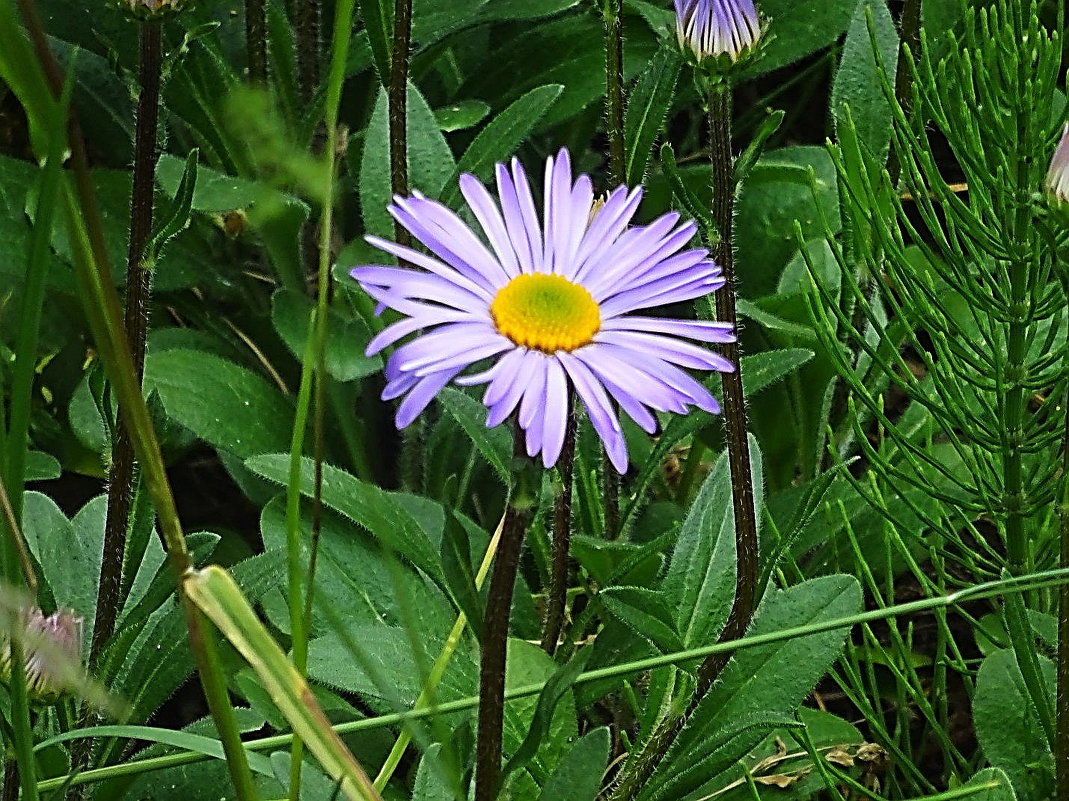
[1046,123,1069,206]
[351,149,734,473]
[674,0,761,63]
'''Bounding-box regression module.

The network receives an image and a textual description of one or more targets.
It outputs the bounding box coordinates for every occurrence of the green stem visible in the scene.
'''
[999,100,1055,749]
[542,412,576,655]
[288,0,356,790]
[8,635,38,801]
[36,567,1069,794]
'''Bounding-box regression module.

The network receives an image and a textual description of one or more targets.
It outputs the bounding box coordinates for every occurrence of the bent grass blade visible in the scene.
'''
[184,565,383,801]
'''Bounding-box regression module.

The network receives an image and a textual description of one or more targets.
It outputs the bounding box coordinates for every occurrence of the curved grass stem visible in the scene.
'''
[34,567,1069,794]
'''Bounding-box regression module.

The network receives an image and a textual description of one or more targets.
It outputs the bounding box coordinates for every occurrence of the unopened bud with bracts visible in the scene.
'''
[674,0,763,73]
[121,0,186,20]
[1046,123,1069,220]
[1,607,83,704]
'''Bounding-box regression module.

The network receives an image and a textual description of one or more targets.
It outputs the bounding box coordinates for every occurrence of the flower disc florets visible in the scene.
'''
[490,274,601,353]
[351,149,736,472]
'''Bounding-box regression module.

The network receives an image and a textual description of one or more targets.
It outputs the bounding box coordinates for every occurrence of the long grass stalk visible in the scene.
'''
[35,566,1069,793]
[286,0,358,792]
[0,34,73,801]
[3,1,258,795]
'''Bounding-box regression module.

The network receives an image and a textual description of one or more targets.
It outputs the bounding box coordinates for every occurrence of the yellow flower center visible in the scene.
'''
[490,273,601,354]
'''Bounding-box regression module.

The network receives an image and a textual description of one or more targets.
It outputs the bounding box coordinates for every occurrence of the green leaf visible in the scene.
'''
[601,587,685,655]
[740,348,816,396]
[146,148,199,264]
[502,640,578,785]
[624,45,682,186]
[247,455,442,580]
[735,147,840,297]
[257,498,453,647]
[536,727,610,801]
[359,82,457,237]
[358,0,392,82]
[271,288,382,382]
[744,0,858,77]
[306,621,474,707]
[647,575,862,801]
[439,508,485,636]
[831,0,899,162]
[664,441,762,649]
[502,649,592,783]
[144,349,293,459]
[440,84,563,207]
[22,492,96,636]
[434,99,491,132]
[437,388,511,484]
[25,451,61,482]
[413,743,458,801]
[958,768,1019,801]
[974,650,1055,801]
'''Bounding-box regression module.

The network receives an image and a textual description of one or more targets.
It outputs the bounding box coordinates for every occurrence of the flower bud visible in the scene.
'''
[1046,123,1069,219]
[122,0,186,20]
[674,0,763,70]
[1,607,84,704]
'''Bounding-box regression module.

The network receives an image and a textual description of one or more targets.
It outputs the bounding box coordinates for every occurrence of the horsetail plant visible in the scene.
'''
[805,0,1067,791]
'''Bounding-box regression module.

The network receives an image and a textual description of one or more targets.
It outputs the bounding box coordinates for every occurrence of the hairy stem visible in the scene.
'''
[295,0,320,103]
[609,84,758,801]
[388,0,412,248]
[475,479,535,801]
[245,0,267,84]
[700,88,759,694]
[601,0,625,538]
[542,413,576,655]
[94,20,162,669]
[604,0,625,183]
